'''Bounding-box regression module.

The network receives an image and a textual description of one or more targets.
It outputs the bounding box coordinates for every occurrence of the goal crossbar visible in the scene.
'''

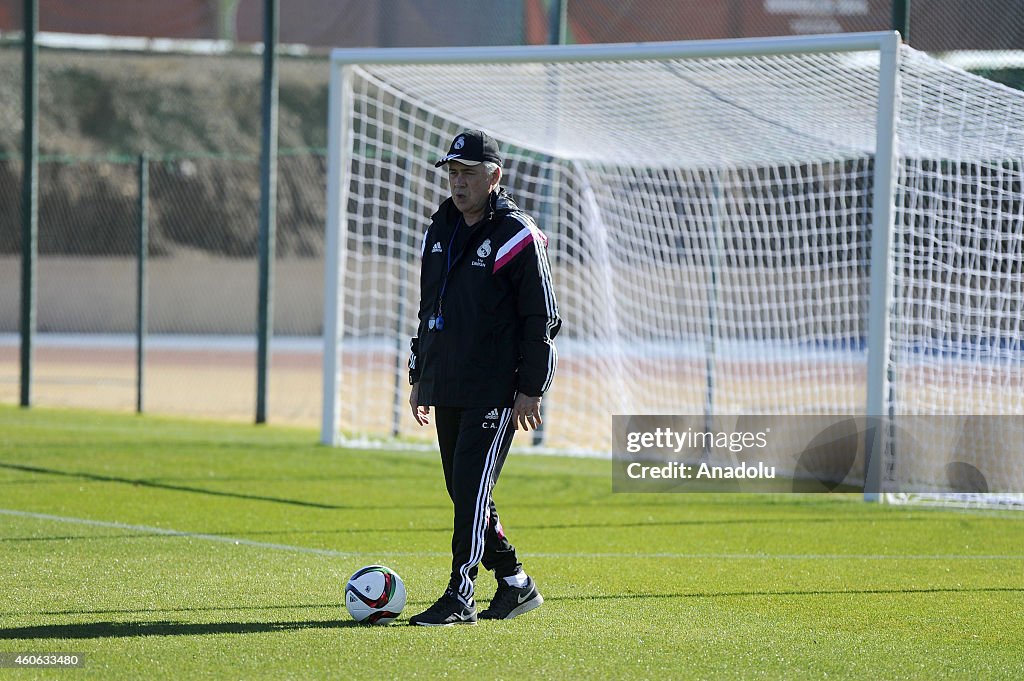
[329,31,900,65]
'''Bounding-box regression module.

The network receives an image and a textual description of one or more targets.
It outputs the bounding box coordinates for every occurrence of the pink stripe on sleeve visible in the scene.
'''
[493,232,534,273]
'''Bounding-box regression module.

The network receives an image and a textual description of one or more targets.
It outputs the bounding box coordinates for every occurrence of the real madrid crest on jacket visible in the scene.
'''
[409,187,561,408]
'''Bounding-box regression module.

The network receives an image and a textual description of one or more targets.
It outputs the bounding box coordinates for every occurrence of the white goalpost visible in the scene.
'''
[321,32,1024,506]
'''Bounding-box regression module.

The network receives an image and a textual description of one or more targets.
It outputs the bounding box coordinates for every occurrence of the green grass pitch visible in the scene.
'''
[1,405,1022,679]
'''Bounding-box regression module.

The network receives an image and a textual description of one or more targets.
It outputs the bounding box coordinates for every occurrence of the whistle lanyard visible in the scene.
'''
[431,217,465,331]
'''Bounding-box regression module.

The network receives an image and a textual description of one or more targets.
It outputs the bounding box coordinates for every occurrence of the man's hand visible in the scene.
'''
[513,393,542,431]
[410,383,430,426]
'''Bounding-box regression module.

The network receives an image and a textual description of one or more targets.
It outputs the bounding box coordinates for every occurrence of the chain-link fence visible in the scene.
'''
[0,150,327,424]
[0,41,331,425]
[1,1,1022,427]
[561,1,1024,88]
[563,1,1024,50]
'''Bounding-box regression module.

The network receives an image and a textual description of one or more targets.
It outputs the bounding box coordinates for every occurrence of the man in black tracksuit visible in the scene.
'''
[407,130,561,626]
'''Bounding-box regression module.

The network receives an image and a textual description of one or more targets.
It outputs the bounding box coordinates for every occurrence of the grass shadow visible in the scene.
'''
[0,462,443,511]
[542,585,1024,603]
[0,619,356,640]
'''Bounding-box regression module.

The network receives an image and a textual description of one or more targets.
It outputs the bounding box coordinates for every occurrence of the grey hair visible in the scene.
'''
[483,161,502,183]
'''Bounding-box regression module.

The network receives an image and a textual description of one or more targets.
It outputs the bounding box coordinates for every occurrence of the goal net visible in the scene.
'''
[322,33,1024,504]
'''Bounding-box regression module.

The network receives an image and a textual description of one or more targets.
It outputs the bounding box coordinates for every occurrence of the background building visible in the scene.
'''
[0,1,1022,51]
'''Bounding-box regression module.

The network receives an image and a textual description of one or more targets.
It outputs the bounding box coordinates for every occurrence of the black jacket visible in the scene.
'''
[409,188,561,408]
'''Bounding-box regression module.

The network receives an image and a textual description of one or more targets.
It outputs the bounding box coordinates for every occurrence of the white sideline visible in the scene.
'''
[2,508,1022,562]
[0,508,440,559]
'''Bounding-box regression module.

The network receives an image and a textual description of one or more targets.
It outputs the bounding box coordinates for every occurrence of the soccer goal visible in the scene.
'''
[321,32,1024,505]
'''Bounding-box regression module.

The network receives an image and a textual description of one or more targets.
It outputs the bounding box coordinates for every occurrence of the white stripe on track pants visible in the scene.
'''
[434,405,523,604]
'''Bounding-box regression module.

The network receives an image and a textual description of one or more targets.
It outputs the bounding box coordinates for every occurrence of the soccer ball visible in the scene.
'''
[344,565,407,625]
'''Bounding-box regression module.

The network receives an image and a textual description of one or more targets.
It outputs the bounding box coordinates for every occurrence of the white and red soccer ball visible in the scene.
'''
[344,565,407,625]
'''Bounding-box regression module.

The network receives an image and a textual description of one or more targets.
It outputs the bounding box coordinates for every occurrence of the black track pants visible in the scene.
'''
[435,405,522,603]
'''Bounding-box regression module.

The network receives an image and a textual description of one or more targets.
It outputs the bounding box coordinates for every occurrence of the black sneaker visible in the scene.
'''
[479,576,543,620]
[408,590,477,626]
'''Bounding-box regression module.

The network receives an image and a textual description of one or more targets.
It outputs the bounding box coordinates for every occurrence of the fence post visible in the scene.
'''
[19,0,38,408]
[892,0,910,43]
[136,153,149,414]
[256,0,279,424]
